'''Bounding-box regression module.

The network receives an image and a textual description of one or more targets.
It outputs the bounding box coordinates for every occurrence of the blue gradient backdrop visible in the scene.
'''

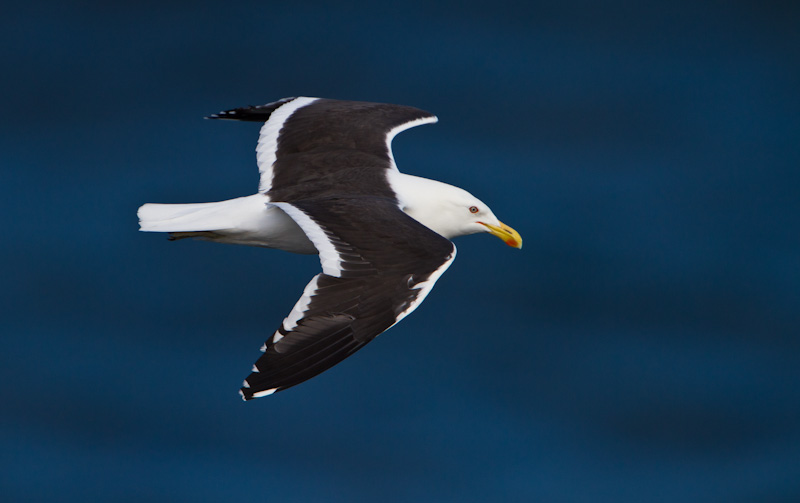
[2,1,799,501]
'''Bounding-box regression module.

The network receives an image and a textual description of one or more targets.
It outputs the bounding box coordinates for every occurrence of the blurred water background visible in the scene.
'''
[2,1,799,501]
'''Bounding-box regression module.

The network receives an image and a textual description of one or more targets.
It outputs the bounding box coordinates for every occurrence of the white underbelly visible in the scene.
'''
[211,199,317,254]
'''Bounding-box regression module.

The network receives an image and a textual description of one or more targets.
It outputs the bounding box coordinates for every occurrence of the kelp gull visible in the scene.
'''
[138,97,522,400]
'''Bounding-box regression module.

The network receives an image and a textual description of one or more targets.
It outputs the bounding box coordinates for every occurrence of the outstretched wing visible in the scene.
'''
[208,97,438,197]
[240,197,455,399]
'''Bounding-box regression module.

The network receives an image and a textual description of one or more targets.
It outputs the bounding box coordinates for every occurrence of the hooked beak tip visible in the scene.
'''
[480,221,522,249]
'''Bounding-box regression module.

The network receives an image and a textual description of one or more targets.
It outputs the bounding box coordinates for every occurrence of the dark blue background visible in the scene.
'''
[3,1,799,501]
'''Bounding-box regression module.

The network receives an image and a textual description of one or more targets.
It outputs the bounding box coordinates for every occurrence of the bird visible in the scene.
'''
[138,97,522,400]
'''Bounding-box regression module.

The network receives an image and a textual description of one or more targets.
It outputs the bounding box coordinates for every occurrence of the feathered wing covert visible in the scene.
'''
[241,197,455,399]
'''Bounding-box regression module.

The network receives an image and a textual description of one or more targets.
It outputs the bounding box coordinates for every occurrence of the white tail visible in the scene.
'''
[137,194,318,254]
[137,196,263,233]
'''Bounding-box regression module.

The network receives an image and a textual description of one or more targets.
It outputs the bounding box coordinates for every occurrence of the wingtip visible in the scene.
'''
[240,386,279,400]
[206,97,301,121]
[205,110,238,120]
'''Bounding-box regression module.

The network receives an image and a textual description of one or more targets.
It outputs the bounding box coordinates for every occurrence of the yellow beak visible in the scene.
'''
[480,221,523,249]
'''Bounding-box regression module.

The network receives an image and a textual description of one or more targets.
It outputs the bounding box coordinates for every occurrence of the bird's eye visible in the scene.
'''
[469,206,479,214]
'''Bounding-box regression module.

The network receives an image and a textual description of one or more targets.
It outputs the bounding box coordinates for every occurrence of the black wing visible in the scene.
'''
[208,97,437,198]
[240,197,455,399]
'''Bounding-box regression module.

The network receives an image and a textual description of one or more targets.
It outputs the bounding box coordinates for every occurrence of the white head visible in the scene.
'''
[388,172,522,247]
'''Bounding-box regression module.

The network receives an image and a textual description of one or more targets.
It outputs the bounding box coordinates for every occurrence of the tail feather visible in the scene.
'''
[137,194,318,254]
[137,197,261,233]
